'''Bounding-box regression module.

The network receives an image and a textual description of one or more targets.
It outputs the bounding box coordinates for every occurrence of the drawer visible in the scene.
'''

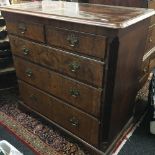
[18,80,100,146]
[9,35,104,87]
[6,20,44,42]
[46,26,107,59]
[14,57,102,117]
[146,26,155,52]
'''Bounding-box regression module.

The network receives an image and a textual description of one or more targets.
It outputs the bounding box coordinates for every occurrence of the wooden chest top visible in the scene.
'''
[0,1,155,28]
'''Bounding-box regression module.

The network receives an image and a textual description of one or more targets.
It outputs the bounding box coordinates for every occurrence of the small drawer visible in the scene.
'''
[46,26,107,59]
[6,20,44,42]
[146,26,155,52]
[9,35,104,87]
[14,57,102,117]
[19,80,100,146]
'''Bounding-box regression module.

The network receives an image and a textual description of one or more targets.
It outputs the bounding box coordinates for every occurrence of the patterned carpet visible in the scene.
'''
[0,88,87,155]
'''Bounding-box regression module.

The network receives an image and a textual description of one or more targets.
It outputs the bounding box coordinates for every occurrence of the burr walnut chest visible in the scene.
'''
[1,1,154,154]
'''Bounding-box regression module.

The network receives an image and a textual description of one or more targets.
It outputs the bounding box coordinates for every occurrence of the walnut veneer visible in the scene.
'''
[0,1,154,154]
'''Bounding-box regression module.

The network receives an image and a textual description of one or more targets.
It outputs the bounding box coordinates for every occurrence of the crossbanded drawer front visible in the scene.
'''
[46,26,107,59]
[9,35,104,87]
[19,80,100,146]
[14,57,102,117]
[6,21,44,42]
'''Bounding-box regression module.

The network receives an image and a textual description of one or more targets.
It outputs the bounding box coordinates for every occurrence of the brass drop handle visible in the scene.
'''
[69,89,80,98]
[29,94,37,101]
[22,47,29,56]
[69,117,79,127]
[69,62,80,72]
[18,23,27,34]
[150,37,153,42]
[67,33,79,47]
[25,69,33,77]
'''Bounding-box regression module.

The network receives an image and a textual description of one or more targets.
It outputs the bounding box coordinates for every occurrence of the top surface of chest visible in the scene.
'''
[0,1,155,28]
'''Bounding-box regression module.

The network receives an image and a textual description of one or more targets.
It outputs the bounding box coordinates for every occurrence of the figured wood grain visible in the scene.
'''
[14,56,102,118]
[0,1,154,28]
[9,35,104,87]
[6,20,45,42]
[86,0,147,7]
[19,80,100,146]
[46,26,107,59]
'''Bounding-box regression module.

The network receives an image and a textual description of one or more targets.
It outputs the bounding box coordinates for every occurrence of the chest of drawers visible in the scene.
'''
[1,1,154,154]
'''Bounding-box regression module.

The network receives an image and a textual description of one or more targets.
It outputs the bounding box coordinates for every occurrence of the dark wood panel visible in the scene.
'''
[9,35,104,88]
[6,20,45,42]
[106,19,150,143]
[19,80,100,146]
[14,57,102,117]
[46,26,107,59]
[146,25,155,52]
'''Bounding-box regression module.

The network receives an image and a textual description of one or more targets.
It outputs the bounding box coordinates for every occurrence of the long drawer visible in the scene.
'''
[18,80,100,146]
[6,20,44,42]
[46,26,107,59]
[14,57,102,117]
[9,35,104,87]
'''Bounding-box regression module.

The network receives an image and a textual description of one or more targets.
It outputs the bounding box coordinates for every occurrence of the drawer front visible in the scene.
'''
[14,57,102,117]
[9,35,104,87]
[146,26,155,52]
[19,81,100,146]
[46,26,106,59]
[6,21,44,42]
